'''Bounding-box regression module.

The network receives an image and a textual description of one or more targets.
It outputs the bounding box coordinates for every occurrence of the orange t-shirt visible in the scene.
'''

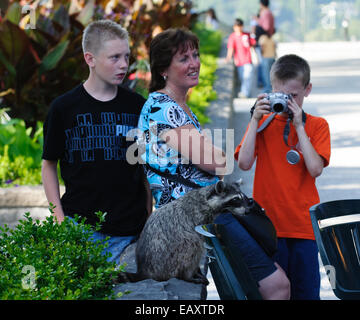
[234,113,331,240]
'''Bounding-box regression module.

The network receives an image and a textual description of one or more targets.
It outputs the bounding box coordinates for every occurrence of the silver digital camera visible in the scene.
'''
[266,92,292,114]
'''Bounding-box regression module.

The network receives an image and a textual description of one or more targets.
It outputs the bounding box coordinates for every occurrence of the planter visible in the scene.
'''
[0,185,65,229]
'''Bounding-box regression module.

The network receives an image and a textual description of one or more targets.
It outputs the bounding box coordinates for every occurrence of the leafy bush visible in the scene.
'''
[0,145,42,187]
[188,23,222,124]
[0,118,43,160]
[0,210,121,300]
[0,115,43,187]
[193,22,222,57]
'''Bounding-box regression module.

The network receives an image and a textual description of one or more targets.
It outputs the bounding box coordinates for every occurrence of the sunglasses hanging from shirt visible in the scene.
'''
[252,105,307,165]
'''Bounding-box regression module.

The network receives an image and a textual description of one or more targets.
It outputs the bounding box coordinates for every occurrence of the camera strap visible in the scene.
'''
[254,109,307,164]
[283,111,307,165]
[256,113,276,133]
[250,100,277,133]
[283,110,307,148]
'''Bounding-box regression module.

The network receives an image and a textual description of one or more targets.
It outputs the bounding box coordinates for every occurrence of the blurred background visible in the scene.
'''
[195,0,360,42]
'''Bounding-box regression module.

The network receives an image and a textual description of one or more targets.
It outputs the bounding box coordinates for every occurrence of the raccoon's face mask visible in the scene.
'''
[207,180,247,216]
[223,193,247,216]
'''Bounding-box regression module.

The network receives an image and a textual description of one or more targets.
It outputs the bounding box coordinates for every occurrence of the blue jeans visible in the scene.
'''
[67,217,136,265]
[273,238,320,300]
[261,57,275,93]
[255,47,264,87]
[237,63,254,98]
[214,213,277,283]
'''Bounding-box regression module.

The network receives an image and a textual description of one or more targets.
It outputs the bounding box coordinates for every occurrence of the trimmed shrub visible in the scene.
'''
[0,210,122,300]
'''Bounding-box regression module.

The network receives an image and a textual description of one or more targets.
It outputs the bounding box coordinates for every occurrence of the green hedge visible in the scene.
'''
[0,116,43,187]
[0,211,121,300]
[188,23,222,125]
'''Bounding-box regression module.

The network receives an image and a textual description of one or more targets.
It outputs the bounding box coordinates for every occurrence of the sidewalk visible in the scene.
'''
[207,41,360,300]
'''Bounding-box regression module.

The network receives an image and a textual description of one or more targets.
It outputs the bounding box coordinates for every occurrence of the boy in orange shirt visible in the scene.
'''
[235,54,331,299]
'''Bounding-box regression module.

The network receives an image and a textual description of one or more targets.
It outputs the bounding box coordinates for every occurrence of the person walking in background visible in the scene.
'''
[256,0,275,37]
[226,19,256,98]
[205,8,219,30]
[250,16,267,90]
[258,32,276,93]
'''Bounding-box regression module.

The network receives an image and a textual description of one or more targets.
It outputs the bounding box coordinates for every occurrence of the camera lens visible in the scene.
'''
[273,103,284,113]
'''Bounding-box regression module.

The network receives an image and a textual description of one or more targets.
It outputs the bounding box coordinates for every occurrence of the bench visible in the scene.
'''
[310,199,360,300]
[196,223,262,300]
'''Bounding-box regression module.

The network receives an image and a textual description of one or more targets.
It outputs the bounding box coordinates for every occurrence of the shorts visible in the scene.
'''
[67,216,136,265]
[273,238,320,300]
[214,213,277,283]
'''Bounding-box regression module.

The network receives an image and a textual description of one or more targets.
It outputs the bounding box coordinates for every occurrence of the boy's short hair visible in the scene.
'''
[234,18,244,26]
[260,0,270,7]
[270,54,311,88]
[82,20,128,55]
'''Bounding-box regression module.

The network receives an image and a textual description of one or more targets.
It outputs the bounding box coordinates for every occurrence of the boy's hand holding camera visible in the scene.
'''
[287,95,304,129]
[241,90,325,178]
[251,93,271,122]
[251,92,302,128]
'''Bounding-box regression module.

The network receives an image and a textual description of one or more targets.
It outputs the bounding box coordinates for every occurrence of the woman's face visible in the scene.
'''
[164,44,200,91]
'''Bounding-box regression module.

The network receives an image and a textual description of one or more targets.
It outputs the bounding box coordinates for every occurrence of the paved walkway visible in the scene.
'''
[206,41,360,300]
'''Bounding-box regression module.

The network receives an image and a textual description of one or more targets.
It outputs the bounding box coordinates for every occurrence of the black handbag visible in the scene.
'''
[145,164,277,257]
[232,196,278,257]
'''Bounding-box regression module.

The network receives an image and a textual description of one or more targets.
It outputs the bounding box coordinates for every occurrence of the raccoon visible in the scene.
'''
[116,179,248,284]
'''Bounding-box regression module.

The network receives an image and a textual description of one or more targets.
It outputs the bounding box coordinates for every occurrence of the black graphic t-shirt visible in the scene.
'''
[42,84,147,236]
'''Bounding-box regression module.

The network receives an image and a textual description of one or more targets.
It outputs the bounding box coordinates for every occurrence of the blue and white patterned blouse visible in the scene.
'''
[137,92,219,208]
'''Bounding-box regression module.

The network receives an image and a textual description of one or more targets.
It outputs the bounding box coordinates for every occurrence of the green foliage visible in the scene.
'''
[0,118,43,161]
[188,23,222,124]
[194,22,222,56]
[0,145,42,187]
[0,116,43,187]
[0,0,195,128]
[0,211,120,300]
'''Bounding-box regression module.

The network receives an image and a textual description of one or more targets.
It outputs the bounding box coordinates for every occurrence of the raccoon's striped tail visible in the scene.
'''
[115,271,147,283]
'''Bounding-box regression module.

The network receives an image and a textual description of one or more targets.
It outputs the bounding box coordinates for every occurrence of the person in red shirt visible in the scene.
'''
[226,18,256,98]
[235,54,331,299]
[257,0,275,37]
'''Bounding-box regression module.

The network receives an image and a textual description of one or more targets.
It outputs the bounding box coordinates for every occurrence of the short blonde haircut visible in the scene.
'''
[82,20,128,55]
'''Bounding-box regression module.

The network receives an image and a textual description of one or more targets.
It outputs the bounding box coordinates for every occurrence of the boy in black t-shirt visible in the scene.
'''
[42,20,151,263]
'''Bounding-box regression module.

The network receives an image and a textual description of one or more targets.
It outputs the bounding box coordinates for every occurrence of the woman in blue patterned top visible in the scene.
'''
[136,28,290,299]
[137,28,226,208]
